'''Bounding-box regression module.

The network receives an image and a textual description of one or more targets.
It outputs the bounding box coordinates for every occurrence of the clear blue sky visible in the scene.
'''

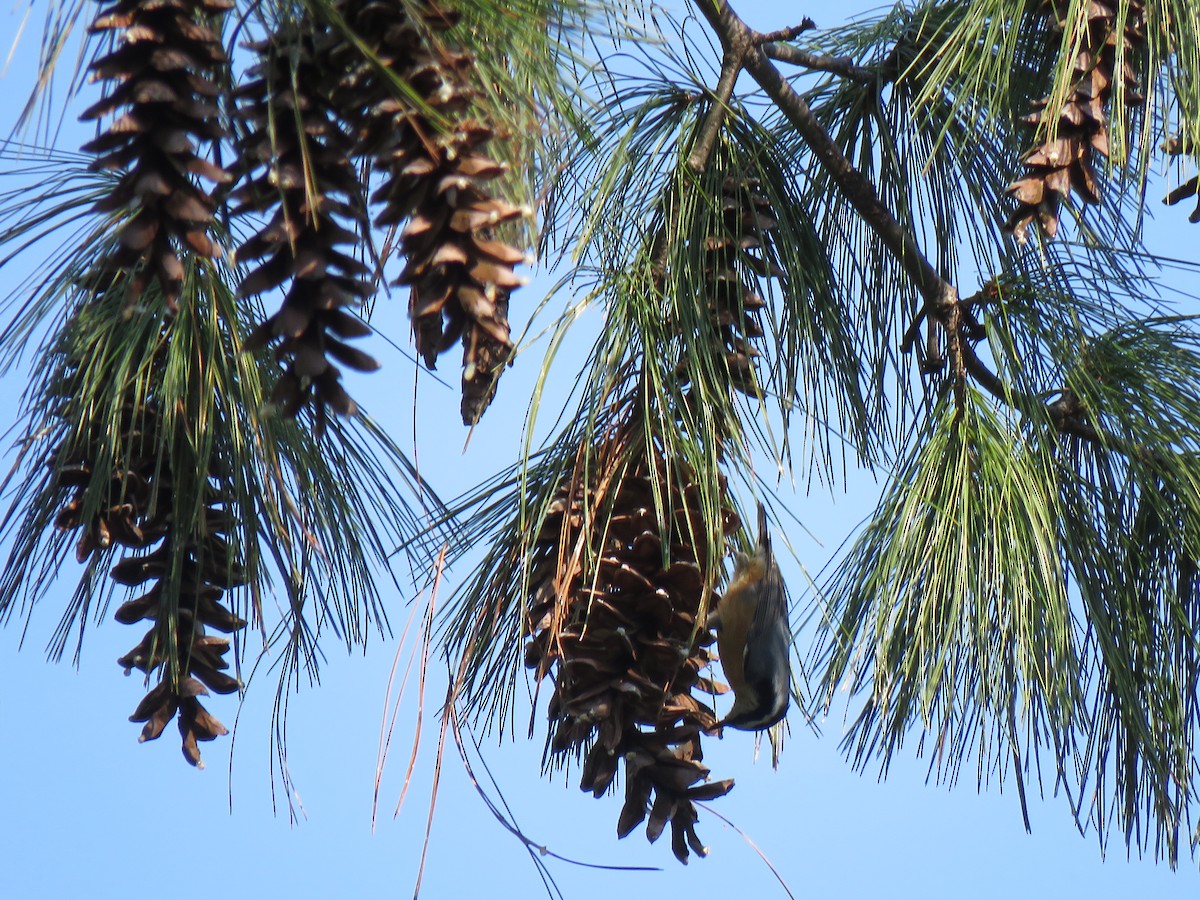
[1,2,1197,898]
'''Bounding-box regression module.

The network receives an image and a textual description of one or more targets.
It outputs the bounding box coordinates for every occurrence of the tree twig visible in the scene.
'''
[762,42,878,82]
[755,19,815,45]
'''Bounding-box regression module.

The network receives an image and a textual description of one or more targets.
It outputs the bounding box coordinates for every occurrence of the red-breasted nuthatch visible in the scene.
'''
[706,501,790,731]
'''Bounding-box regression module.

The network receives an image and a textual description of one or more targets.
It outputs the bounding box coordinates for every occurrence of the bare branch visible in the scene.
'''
[686,40,753,173]
[762,42,878,82]
[755,19,816,46]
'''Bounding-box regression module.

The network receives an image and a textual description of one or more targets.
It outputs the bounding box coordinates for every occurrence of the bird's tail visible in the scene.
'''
[756,500,771,560]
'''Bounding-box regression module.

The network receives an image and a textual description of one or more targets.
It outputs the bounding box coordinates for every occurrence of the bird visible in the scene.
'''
[706,500,791,731]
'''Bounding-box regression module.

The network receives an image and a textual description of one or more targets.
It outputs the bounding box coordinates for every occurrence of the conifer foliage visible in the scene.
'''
[5,0,1200,878]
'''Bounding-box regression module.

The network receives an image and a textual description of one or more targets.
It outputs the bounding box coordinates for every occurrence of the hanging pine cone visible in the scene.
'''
[1163,136,1200,223]
[688,174,779,393]
[327,0,530,425]
[81,0,233,310]
[50,388,246,768]
[524,431,739,863]
[113,480,245,769]
[231,24,378,436]
[672,173,777,405]
[1004,0,1147,241]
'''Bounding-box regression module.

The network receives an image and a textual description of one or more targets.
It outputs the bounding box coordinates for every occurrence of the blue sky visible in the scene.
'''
[1,2,1198,897]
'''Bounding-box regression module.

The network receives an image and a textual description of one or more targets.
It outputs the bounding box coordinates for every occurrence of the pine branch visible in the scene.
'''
[694,2,952,308]
[692,0,1172,463]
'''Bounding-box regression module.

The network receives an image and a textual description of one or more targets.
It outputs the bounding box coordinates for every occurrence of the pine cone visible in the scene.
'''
[116,486,245,768]
[50,387,246,768]
[231,25,378,435]
[81,0,233,309]
[525,433,739,863]
[1004,0,1147,241]
[678,174,777,396]
[329,0,530,424]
